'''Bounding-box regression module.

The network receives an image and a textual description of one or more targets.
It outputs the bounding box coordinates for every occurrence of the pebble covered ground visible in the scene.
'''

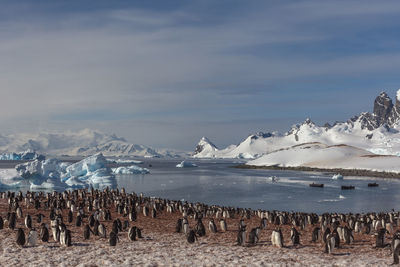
[0,196,395,266]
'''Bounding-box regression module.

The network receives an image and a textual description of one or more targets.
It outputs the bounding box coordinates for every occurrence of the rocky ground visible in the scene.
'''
[0,198,395,266]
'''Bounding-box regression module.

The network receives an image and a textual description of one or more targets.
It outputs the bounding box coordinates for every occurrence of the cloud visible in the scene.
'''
[0,1,399,149]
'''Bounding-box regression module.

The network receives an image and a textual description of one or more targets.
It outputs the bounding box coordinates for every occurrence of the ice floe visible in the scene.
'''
[176,161,197,168]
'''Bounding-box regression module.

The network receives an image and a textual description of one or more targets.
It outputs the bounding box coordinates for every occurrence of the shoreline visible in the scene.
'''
[234,164,400,178]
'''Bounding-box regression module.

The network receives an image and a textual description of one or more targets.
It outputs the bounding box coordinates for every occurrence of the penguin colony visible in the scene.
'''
[1,188,400,264]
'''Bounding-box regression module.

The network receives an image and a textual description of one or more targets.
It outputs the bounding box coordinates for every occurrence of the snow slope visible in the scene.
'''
[0,129,184,157]
[248,142,400,173]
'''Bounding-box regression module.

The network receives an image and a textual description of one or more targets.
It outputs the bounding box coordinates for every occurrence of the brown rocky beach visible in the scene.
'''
[0,190,395,266]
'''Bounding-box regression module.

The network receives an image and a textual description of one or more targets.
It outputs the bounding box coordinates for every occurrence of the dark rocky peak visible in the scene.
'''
[373,91,393,124]
[250,132,273,140]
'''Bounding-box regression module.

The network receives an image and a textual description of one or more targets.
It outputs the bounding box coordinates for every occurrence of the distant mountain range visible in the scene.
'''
[193,91,400,159]
[0,129,188,158]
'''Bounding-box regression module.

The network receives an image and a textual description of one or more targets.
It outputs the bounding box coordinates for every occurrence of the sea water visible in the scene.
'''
[115,158,400,214]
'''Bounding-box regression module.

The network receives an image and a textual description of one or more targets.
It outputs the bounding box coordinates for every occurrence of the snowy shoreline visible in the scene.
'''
[237,164,400,179]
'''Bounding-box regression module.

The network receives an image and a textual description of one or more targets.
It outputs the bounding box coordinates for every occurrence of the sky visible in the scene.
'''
[1,0,400,150]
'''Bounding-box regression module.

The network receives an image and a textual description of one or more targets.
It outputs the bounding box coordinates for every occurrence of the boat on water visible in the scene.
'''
[309,183,324,188]
[368,182,379,187]
[332,173,343,180]
[341,185,355,190]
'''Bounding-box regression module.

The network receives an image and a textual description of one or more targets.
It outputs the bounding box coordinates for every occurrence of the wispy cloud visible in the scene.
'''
[0,1,399,149]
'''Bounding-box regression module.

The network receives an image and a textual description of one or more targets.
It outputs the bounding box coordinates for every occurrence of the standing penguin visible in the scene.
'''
[36,213,45,224]
[208,219,217,233]
[16,206,23,219]
[195,218,206,237]
[175,218,183,233]
[151,208,157,218]
[311,227,320,242]
[237,225,246,246]
[25,214,32,229]
[291,227,300,246]
[40,223,49,242]
[27,229,38,247]
[16,228,25,247]
[343,226,354,244]
[325,233,336,254]
[248,227,260,245]
[67,210,73,223]
[75,215,82,227]
[376,228,388,248]
[128,226,137,241]
[271,228,284,248]
[0,216,3,229]
[109,231,118,246]
[392,232,400,264]
[129,210,137,222]
[83,224,93,240]
[8,212,16,230]
[187,230,197,244]
[220,219,227,232]
[98,223,107,238]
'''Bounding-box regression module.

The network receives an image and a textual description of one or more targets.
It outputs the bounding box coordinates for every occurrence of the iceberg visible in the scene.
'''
[0,150,45,161]
[112,165,149,174]
[332,173,344,180]
[176,161,197,168]
[12,153,150,190]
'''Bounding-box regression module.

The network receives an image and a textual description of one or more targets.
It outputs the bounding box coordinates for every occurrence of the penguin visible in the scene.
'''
[89,215,95,227]
[260,217,267,229]
[291,227,300,246]
[67,210,73,223]
[208,219,217,233]
[187,230,197,244]
[151,208,157,218]
[98,223,107,238]
[248,227,260,245]
[322,228,331,244]
[311,226,320,242]
[271,228,283,248]
[128,226,137,241]
[40,223,49,242]
[220,219,227,232]
[112,220,119,234]
[76,215,82,227]
[183,221,189,235]
[8,212,16,230]
[129,211,137,222]
[123,220,129,231]
[16,206,23,218]
[195,218,206,237]
[143,206,149,217]
[109,231,118,246]
[25,214,32,229]
[83,224,93,240]
[175,218,182,233]
[332,229,340,248]
[0,216,3,229]
[16,228,25,247]
[93,220,100,236]
[343,226,354,244]
[65,229,72,247]
[36,213,45,224]
[325,233,336,254]
[392,232,400,264]
[375,228,388,248]
[136,228,143,239]
[237,225,246,246]
[27,229,38,247]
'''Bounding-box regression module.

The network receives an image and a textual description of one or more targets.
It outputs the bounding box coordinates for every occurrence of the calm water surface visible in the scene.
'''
[115,159,400,214]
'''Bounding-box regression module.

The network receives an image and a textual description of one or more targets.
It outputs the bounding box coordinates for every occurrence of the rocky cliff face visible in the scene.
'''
[354,90,400,130]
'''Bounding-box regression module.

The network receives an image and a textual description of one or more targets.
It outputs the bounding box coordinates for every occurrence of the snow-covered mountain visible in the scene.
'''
[248,142,400,173]
[0,129,183,157]
[193,90,400,159]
